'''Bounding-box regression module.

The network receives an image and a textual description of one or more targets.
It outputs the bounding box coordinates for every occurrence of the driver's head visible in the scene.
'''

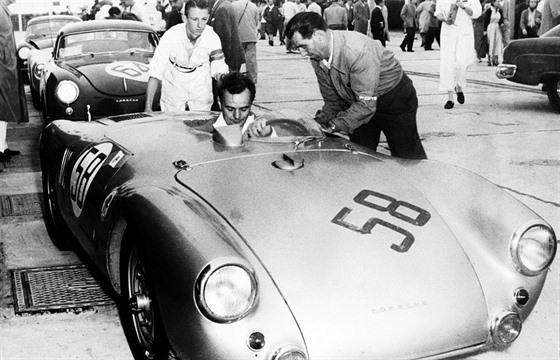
[218,72,256,126]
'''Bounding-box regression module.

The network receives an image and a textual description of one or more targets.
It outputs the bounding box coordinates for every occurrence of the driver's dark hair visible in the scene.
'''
[285,12,327,40]
[184,0,209,15]
[218,72,256,104]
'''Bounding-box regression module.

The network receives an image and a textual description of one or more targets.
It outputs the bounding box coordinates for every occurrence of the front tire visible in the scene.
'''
[41,152,74,251]
[546,75,560,113]
[120,236,172,360]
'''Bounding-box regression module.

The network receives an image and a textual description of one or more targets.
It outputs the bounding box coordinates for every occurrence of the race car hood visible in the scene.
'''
[176,149,490,359]
[62,59,150,96]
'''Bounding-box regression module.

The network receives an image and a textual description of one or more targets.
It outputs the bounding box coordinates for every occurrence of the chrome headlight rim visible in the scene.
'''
[271,345,307,360]
[510,219,557,276]
[55,80,79,105]
[490,310,522,344]
[33,62,45,78]
[196,258,258,323]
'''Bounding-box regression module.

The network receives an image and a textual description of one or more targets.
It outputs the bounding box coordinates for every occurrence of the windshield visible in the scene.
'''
[26,19,78,39]
[56,30,157,58]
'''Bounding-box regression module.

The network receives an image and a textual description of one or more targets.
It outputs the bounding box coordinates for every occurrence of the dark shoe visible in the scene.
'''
[0,152,12,162]
[407,49,414,52]
[400,45,406,52]
[268,40,273,46]
[425,47,433,50]
[4,148,20,156]
[444,101,454,109]
[280,40,286,45]
[456,91,465,104]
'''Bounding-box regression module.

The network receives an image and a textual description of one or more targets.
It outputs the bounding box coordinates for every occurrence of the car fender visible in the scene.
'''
[404,160,551,321]
[102,184,308,360]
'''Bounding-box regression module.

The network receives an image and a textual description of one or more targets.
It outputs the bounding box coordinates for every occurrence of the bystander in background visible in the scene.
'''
[264,0,283,45]
[400,0,416,51]
[283,0,301,51]
[95,0,113,19]
[353,0,370,33]
[208,0,245,110]
[307,0,322,15]
[435,0,482,108]
[520,0,542,37]
[484,0,504,66]
[166,0,185,29]
[0,0,28,163]
[346,0,355,29]
[370,0,386,46]
[233,0,261,83]
[107,6,122,18]
[323,0,348,29]
[537,0,560,35]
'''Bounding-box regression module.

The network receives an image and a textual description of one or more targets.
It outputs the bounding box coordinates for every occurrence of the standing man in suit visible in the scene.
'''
[370,0,386,46]
[233,0,261,83]
[208,0,245,110]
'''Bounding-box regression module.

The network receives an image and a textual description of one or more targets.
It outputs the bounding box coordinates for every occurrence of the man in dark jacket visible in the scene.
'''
[208,0,245,110]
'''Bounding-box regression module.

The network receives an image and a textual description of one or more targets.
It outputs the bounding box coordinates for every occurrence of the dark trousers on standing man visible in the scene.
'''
[349,73,427,160]
[400,27,415,51]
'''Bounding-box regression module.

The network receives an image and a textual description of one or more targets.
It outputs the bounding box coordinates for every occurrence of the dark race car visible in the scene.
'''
[39,109,556,360]
[39,20,159,122]
[16,15,82,82]
[496,24,560,112]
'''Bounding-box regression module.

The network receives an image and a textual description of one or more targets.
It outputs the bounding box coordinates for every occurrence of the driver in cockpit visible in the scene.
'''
[214,71,276,138]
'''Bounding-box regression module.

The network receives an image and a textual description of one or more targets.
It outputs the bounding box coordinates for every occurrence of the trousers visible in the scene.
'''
[349,73,427,160]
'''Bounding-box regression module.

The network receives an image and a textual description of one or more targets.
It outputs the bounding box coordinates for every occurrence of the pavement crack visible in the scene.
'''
[499,185,560,208]
[467,129,560,137]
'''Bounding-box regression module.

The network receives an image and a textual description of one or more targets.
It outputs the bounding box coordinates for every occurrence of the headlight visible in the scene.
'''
[55,80,79,104]
[272,347,307,360]
[197,263,257,323]
[510,220,557,276]
[18,47,31,60]
[34,63,44,78]
[491,311,521,344]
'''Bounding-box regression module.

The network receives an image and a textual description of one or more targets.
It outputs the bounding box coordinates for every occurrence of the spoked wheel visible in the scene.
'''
[121,239,172,360]
[546,75,560,113]
[41,154,73,251]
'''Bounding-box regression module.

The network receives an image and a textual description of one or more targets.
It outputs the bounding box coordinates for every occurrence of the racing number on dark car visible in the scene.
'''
[110,62,148,78]
[332,190,431,253]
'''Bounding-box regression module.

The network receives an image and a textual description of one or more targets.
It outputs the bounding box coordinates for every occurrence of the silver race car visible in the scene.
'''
[39,110,556,360]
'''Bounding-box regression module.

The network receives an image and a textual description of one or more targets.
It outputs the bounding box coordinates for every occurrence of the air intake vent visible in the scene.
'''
[108,113,152,122]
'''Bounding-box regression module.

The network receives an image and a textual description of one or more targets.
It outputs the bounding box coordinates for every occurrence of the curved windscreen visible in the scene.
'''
[56,30,158,58]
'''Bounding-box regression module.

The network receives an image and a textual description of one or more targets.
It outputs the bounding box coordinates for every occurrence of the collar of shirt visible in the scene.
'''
[322,32,335,69]
[214,113,255,134]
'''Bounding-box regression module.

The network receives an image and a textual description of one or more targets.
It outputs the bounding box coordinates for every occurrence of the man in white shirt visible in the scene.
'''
[145,0,228,112]
[214,72,274,138]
